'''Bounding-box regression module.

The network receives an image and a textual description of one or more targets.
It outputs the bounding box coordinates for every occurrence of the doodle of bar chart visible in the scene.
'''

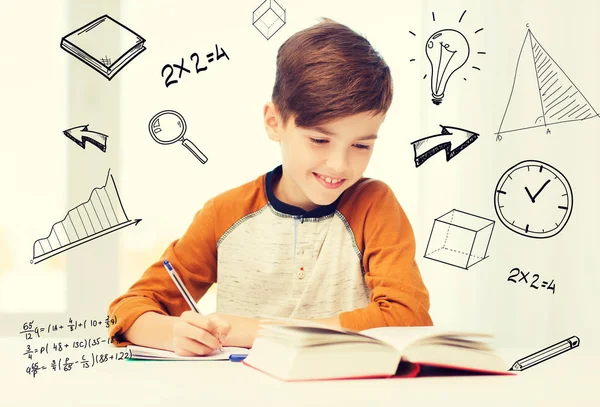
[423,209,494,270]
[31,169,141,264]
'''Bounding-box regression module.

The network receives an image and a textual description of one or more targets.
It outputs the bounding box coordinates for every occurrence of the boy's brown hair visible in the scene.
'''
[272,18,393,128]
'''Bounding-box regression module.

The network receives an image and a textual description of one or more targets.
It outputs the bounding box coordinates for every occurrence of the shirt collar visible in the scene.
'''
[265,165,342,218]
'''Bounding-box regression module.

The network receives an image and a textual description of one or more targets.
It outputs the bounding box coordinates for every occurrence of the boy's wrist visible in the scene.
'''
[122,311,178,351]
[213,313,260,348]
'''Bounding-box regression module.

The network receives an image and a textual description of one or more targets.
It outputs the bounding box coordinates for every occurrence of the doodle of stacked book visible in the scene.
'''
[60,14,146,80]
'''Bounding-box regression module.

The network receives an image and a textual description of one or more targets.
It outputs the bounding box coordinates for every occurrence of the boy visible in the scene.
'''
[107,18,433,356]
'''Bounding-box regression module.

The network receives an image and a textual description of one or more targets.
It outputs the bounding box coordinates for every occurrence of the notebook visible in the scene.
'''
[60,14,146,80]
[242,322,514,381]
[127,345,249,361]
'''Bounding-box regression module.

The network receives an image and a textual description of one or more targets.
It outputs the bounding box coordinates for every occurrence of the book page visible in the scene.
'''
[360,326,494,352]
[127,345,249,361]
[259,325,384,347]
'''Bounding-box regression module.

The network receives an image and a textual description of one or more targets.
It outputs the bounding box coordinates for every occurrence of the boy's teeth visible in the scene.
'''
[318,174,341,184]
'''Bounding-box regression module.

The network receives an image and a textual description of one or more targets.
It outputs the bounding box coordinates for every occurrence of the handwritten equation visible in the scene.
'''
[21,316,130,378]
[21,316,118,339]
[23,336,119,359]
[507,267,556,294]
[161,44,229,88]
[25,350,130,378]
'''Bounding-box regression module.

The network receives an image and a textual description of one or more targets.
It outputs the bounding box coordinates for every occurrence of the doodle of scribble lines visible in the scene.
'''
[530,32,598,126]
[100,55,112,66]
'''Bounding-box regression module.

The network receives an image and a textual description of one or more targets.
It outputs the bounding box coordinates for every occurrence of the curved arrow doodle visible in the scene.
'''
[63,125,109,152]
[411,125,479,167]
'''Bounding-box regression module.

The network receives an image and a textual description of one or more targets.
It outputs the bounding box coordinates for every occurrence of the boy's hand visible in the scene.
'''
[172,311,231,356]
[211,313,261,348]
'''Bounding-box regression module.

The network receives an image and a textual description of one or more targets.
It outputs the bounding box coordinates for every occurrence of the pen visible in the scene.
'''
[163,260,224,352]
[229,354,248,362]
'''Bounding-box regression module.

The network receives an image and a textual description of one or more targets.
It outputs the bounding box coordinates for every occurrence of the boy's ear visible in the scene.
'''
[264,102,283,142]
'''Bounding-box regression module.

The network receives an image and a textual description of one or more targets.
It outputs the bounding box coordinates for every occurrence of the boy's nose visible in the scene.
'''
[325,152,348,175]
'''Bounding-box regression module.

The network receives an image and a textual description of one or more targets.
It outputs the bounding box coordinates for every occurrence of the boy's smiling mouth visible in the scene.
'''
[313,172,346,189]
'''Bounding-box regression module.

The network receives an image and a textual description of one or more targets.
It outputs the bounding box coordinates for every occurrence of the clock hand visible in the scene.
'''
[524,186,535,203]
[531,179,551,202]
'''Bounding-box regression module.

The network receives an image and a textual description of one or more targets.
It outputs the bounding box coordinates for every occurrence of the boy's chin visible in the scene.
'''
[307,192,342,207]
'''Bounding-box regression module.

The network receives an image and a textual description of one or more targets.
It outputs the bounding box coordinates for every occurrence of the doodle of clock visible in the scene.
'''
[494,160,573,239]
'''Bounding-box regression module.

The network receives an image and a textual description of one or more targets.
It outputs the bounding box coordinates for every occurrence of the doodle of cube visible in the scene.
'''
[424,209,495,270]
[252,0,286,40]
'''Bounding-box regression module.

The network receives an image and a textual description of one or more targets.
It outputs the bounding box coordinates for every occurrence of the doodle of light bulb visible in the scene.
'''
[425,29,470,105]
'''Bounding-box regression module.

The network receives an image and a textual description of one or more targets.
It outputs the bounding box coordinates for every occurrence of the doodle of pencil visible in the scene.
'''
[509,336,580,371]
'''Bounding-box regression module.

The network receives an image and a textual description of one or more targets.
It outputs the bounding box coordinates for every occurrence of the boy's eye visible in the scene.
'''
[354,144,371,150]
[310,137,371,150]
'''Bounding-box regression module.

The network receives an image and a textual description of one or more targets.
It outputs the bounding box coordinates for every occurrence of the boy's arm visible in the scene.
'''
[107,198,219,348]
[338,180,433,331]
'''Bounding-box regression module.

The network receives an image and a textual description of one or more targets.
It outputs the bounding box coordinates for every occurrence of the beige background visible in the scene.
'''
[1,0,599,367]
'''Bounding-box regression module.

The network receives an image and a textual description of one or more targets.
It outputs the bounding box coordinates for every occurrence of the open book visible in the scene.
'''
[127,345,249,361]
[243,323,513,381]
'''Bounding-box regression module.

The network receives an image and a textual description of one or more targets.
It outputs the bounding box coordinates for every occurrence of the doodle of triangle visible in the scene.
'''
[497,29,599,135]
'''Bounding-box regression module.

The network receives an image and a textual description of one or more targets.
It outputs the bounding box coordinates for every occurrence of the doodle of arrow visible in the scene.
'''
[63,125,109,152]
[411,125,479,168]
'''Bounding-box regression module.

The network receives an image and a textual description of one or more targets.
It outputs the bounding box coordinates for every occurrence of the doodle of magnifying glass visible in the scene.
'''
[148,110,208,164]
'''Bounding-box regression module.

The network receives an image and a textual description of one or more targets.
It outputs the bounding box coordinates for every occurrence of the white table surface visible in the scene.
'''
[1,337,599,407]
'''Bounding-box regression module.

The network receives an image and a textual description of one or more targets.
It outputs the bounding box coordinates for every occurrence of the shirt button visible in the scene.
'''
[297,270,305,279]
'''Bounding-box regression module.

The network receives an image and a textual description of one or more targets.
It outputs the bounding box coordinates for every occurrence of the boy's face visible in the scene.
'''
[264,103,385,212]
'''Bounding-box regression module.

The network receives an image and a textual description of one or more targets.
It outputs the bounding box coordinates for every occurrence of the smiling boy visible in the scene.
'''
[107,18,432,355]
